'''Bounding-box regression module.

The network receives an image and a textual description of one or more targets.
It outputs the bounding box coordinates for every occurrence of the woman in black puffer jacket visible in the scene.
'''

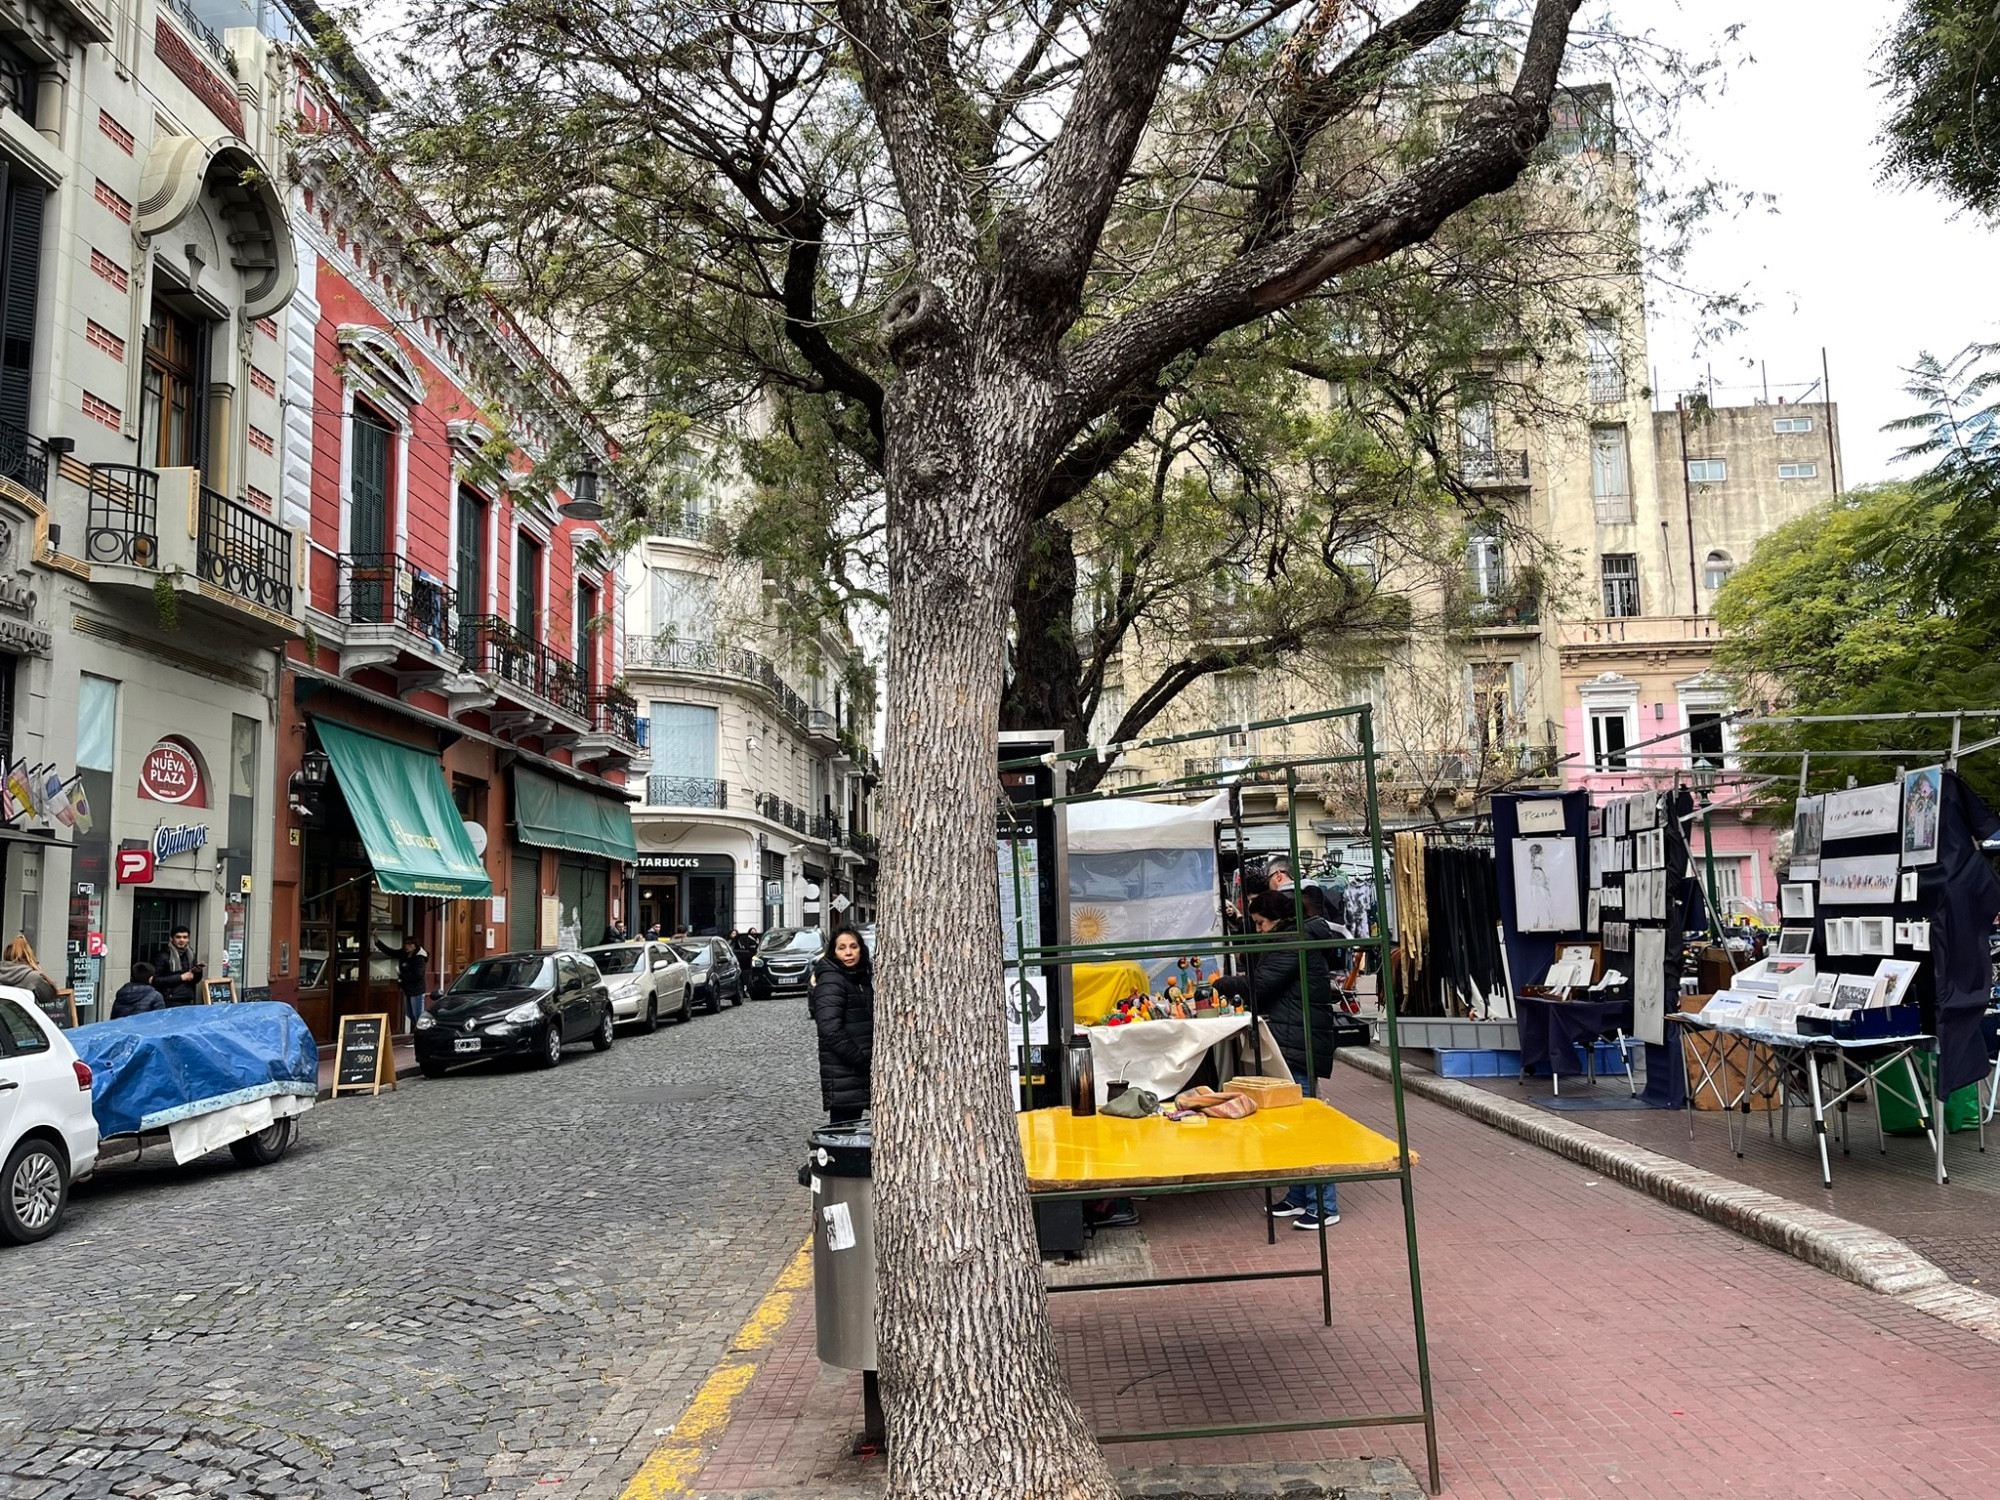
[810,926,874,1123]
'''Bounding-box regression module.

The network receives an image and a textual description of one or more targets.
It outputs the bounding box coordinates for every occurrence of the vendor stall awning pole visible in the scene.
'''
[1364,704,1440,1495]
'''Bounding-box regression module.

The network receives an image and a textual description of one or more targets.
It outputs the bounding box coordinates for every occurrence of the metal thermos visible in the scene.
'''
[1066,1033,1096,1116]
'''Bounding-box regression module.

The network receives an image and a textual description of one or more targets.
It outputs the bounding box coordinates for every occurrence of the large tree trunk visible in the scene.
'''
[872,330,1120,1498]
[1000,514,1092,760]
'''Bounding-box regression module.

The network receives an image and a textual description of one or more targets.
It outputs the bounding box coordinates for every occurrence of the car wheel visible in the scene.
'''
[228,1117,294,1168]
[593,1007,615,1051]
[0,1138,68,1245]
[732,977,744,1007]
[536,1023,563,1069]
[642,994,659,1034]
[706,983,722,1015]
[674,988,692,1023]
[419,1060,451,1080]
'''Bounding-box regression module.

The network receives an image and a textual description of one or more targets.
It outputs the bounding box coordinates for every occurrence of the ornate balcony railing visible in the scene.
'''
[339,552,458,655]
[1457,448,1530,487]
[1588,367,1627,404]
[589,690,644,747]
[86,464,159,566]
[811,813,841,842]
[846,829,879,858]
[807,708,838,738]
[197,486,294,615]
[623,633,812,729]
[754,791,807,832]
[0,421,49,498]
[647,775,727,809]
[162,0,227,62]
[460,615,588,718]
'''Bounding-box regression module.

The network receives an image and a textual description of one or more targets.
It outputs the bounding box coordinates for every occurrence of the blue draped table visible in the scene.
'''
[1515,993,1635,1077]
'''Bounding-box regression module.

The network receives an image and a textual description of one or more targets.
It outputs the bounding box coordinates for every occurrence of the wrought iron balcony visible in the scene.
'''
[460,615,588,720]
[754,792,808,832]
[647,775,727,809]
[86,464,160,566]
[1588,367,1627,404]
[623,633,812,729]
[810,813,841,842]
[339,552,459,657]
[0,421,49,499]
[845,829,879,859]
[1456,448,1530,488]
[199,486,295,615]
[588,689,644,748]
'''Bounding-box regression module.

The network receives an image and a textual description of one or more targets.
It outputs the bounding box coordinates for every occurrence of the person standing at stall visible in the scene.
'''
[1214,889,1339,1229]
[810,925,874,1125]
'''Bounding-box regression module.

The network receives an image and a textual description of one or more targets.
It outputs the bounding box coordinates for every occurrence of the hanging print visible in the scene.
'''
[1900,765,1943,868]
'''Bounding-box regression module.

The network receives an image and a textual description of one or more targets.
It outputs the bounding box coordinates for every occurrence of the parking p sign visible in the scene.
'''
[116,847,155,885]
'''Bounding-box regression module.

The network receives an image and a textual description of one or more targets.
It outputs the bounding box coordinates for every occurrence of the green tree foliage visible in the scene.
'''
[1879,0,2000,216]
[1715,344,2000,805]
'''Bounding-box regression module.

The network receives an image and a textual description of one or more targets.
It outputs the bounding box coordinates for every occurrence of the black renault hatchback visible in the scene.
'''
[414,950,614,1077]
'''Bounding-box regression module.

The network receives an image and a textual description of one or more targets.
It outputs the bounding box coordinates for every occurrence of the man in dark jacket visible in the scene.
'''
[112,962,167,1018]
[1215,890,1339,1229]
[809,927,874,1123]
[375,935,429,1031]
[154,926,202,1006]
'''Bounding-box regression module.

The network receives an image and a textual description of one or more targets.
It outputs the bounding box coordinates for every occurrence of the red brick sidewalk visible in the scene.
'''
[696,1072,2000,1498]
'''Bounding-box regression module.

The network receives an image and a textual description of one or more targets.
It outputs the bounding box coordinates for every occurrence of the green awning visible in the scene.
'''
[312,719,493,898]
[511,767,638,863]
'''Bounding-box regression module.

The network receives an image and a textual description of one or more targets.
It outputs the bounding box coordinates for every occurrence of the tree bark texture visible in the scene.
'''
[871,331,1122,1499]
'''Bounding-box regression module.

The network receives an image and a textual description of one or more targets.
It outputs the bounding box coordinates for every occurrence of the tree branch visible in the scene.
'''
[1062,0,1583,433]
[1005,0,1192,324]
[1240,0,1474,251]
[779,208,887,467]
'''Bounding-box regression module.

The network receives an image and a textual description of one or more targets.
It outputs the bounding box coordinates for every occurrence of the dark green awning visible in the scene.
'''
[512,767,638,863]
[312,719,493,898]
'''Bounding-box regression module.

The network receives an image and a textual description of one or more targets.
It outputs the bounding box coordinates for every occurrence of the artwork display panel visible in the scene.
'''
[1790,795,1824,880]
[1901,766,1943,868]
[1820,853,1900,905]
[1823,782,1900,842]
[1511,837,1582,933]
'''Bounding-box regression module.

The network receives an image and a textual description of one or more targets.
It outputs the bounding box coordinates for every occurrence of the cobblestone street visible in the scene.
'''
[0,999,821,1500]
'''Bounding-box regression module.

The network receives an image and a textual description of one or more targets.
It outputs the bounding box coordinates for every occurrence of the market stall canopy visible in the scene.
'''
[511,767,638,863]
[312,719,493,898]
[1066,792,1229,853]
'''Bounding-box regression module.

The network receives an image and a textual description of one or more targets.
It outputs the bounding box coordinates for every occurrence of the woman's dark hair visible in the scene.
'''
[828,925,872,970]
[1247,890,1295,925]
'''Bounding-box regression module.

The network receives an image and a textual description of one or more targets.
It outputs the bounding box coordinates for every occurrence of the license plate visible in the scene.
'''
[453,1038,481,1053]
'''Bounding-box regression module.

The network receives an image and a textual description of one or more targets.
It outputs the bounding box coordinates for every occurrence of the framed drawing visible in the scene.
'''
[1777,927,1814,957]
[1586,889,1601,933]
[1854,915,1894,957]
[1780,882,1815,920]
[1511,837,1581,933]
[1819,853,1900,905]
[1873,958,1921,1007]
[1823,782,1900,842]
[1630,791,1658,832]
[1823,918,1849,957]
[1900,869,1919,902]
[1516,798,1567,835]
[1632,925,1667,1045]
[1811,973,1839,1005]
[1790,795,1824,880]
[1831,973,1883,1010]
[1588,806,1604,836]
[1901,765,1943,868]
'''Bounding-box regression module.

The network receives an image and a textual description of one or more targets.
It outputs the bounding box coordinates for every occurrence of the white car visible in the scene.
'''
[0,986,99,1245]
[584,941,692,1031]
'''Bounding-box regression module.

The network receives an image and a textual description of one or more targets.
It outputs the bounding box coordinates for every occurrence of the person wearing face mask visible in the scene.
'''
[1213,888,1339,1229]
[810,925,875,1125]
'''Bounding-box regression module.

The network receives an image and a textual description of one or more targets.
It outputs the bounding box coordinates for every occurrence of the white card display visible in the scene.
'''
[1823,782,1900,841]
[1632,925,1667,1046]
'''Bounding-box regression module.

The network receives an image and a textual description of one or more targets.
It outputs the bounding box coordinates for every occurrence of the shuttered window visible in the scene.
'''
[0,158,42,444]
[650,702,717,779]
[349,407,392,557]
[455,488,485,608]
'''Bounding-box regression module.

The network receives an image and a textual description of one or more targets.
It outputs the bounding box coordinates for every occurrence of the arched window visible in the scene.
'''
[1703,549,1733,591]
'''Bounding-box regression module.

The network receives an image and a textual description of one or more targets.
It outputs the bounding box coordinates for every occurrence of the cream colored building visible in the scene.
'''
[621,510,878,934]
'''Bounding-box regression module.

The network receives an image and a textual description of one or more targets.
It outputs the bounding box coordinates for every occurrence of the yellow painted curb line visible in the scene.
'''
[620,1238,815,1500]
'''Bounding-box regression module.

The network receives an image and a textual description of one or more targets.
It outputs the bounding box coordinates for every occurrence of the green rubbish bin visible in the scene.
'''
[1870,1052,1981,1135]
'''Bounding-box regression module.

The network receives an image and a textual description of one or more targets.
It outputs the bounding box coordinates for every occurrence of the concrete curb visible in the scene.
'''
[1341,1045,2000,1346]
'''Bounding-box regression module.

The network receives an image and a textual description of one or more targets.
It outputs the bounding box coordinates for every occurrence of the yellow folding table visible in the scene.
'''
[1019,1100,1437,1490]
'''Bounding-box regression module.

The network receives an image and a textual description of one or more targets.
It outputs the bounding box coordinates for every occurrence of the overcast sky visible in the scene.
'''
[1640,0,1998,484]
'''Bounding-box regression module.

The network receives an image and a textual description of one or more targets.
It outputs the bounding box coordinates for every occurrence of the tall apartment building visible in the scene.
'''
[1101,96,1834,914]
[0,2,639,1034]
[622,511,878,935]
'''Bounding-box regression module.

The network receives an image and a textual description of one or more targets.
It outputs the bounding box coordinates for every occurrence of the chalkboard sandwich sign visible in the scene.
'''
[332,1012,396,1096]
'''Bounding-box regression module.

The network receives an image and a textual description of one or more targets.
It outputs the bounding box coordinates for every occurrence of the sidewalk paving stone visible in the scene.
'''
[696,1070,2000,1499]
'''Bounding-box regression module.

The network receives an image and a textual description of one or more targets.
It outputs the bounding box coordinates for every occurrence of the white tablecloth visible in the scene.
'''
[1083,1014,1251,1105]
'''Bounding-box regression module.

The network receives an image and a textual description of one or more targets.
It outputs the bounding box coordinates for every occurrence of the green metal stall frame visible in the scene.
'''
[998,704,1440,1494]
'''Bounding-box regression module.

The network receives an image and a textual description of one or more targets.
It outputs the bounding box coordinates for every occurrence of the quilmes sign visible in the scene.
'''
[153,822,211,861]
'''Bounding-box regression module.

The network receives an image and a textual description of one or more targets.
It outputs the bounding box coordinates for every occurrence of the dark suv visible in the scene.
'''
[415,950,614,1076]
[751,927,824,999]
